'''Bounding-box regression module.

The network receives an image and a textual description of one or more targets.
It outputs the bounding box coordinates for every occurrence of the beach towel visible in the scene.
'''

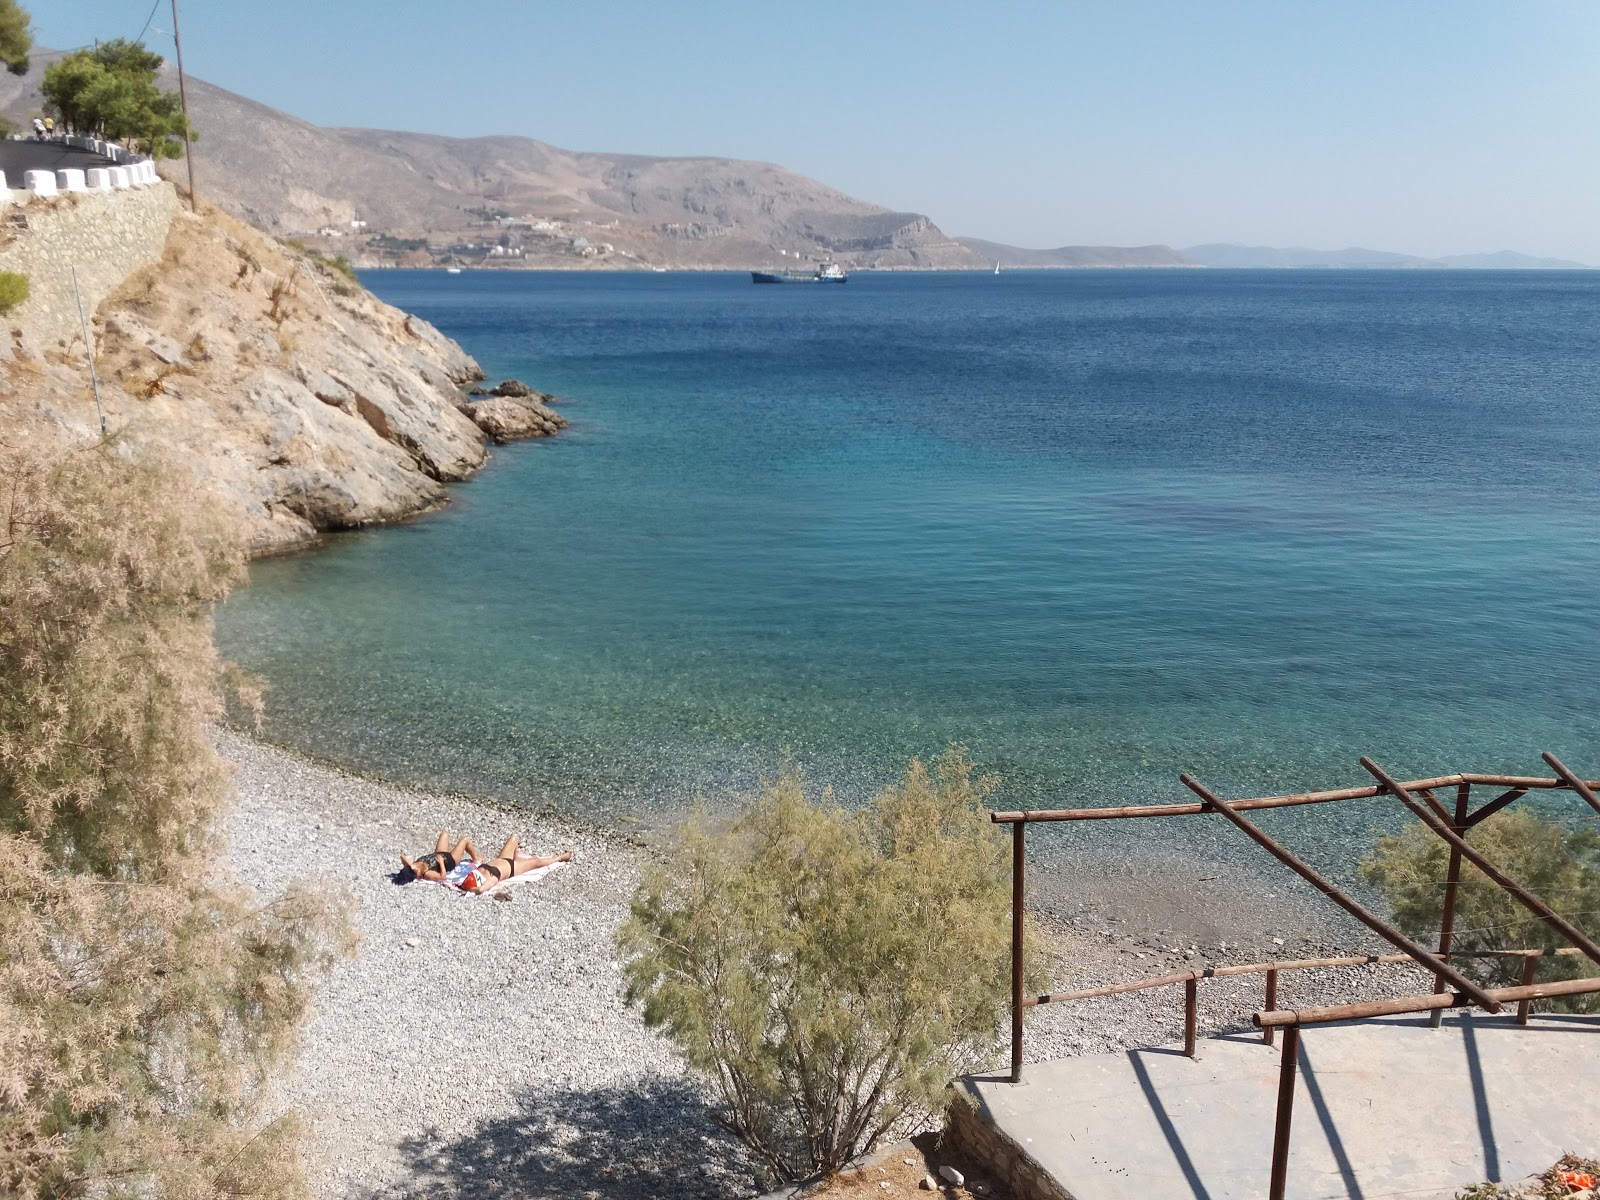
[434,852,568,896]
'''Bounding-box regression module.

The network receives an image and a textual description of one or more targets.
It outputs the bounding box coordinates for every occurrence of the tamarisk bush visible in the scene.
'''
[0,443,353,1200]
[618,749,1027,1183]
[1361,807,1600,1011]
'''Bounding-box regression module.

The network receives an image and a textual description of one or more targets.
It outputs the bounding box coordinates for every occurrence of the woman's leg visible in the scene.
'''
[451,836,478,863]
[493,834,521,863]
[505,850,573,878]
[433,831,452,854]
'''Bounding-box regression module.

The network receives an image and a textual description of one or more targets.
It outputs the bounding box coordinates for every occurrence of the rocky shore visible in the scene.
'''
[2,202,566,556]
[221,730,1429,1199]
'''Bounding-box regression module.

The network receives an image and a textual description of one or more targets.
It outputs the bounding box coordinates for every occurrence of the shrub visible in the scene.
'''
[0,270,28,315]
[619,749,1027,1184]
[1361,808,1600,1010]
[0,444,354,1199]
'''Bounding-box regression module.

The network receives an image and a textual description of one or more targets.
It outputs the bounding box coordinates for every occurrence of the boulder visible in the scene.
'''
[466,395,569,443]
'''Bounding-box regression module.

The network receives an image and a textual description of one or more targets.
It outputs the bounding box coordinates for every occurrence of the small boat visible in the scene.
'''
[994,262,1001,275]
[445,266,462,275]
[752,262,847,284]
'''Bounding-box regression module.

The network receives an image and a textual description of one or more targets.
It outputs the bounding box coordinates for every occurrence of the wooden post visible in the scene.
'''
[1263,968,1279,1046]
[1010,820,1025,1084]
[1363,757,1600,972]
[1516,953,1539,1025]
[170,0,198,211]
[1431,781,1470,1028]
[1184,975,1198,1058]
[1269,1026,1301,1200]
[1542,753,1600,816]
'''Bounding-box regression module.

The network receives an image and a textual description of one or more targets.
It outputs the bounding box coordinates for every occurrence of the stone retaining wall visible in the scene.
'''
[944,1090,1074,1200]
[0,181,179,349]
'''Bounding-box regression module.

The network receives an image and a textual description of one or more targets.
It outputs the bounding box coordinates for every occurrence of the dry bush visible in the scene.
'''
[619,749,1031,1185]
[0,442,354,1199]
[1362,808,1600,1011]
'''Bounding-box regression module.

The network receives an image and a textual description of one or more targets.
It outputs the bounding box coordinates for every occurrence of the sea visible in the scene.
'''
[214,268,1600,881]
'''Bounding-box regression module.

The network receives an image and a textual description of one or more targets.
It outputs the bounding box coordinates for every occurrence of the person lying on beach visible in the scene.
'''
[458,834,572,893]
[400,831,479,882]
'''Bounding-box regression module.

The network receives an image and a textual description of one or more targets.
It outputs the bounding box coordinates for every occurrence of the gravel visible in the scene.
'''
[220,729,1434,1197]
[220,729,760,1200]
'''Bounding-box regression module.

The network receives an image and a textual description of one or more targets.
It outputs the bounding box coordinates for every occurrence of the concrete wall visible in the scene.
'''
[0,181,179,348]
[945,1093,1074,1200]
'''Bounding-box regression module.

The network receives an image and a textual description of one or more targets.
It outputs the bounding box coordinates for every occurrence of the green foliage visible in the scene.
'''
[0,444,354,1199]
[0,270,27,315]
[371,234,428,252]
[619,749,1028,1183]
[41,38,192,157]
[326,254,358,281]
[1361,808,1600,1011]
[0,0,30,75]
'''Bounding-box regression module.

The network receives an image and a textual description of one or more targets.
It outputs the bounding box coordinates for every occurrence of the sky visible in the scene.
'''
[28,1,1600,262]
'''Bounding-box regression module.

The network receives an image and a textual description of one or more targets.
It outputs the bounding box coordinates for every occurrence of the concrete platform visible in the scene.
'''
[952,1013,1597,1200]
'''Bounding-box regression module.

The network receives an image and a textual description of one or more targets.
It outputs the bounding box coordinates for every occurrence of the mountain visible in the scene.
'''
[1434,250,1592,270]
[956,237,1191,268]
[1184,243,1592,270]
[1,56,984,271]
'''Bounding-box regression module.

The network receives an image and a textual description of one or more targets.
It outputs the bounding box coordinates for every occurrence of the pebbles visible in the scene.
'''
[219,729,757,1199]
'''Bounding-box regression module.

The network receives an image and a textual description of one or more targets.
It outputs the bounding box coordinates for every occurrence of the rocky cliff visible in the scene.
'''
[1,196,564,555]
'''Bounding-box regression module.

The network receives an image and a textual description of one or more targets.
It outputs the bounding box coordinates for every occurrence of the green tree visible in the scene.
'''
[619,749,1029,1184]
[41,38,192,158]
[0,0,30,76]
[0,443,352,1199]
[1361,808,1600,1011]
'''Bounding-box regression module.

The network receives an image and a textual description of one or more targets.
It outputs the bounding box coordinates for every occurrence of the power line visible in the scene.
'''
[133,0,163,44]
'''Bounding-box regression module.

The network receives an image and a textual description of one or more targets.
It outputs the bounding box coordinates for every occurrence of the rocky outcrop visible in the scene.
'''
[467,395,567,443]
[0,202,561,555]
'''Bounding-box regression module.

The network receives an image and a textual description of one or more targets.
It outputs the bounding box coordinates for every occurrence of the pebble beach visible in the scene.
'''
[221,729,1432,1199]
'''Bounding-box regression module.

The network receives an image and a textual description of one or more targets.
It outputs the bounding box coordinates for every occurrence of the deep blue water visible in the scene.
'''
[216,269,1600,866]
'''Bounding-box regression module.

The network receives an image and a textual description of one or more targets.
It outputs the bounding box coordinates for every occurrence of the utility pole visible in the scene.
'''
[170,0,197,211]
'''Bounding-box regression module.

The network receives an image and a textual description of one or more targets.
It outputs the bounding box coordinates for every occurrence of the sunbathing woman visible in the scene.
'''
[458,834,573,893]
[400,831,479,882]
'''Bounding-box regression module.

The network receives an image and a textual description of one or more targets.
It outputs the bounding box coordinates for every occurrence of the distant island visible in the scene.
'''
[1182,244,1592,270]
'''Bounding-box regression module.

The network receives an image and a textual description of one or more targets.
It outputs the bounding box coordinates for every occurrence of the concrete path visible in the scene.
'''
[957,1013,1596,1200]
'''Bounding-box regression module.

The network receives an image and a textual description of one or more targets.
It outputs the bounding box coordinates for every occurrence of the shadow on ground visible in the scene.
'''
[375,1076,760,1199]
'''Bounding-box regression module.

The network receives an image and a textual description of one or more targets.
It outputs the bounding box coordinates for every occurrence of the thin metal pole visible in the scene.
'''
[1010,820,1025,1084]
[169,0,197,210]
[1363,757,1600,971]
[1269,1025,1301,1200]
[1180,773,1501,1012]
[70,266,106,436]
[1184,975,1198,1058]
[1431,781,1470,1028]
[1263,968,1278,1046]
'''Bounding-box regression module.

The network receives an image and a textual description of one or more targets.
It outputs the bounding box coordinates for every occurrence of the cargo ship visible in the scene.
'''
[751,262,847,284]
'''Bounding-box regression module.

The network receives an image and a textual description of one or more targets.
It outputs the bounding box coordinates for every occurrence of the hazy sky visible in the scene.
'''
[30,1,1600,261]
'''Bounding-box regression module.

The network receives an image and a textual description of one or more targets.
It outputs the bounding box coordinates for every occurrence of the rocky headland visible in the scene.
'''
[2,194,564,555]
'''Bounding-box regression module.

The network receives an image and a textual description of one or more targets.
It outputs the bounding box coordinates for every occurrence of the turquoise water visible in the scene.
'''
[216,269,1600,863]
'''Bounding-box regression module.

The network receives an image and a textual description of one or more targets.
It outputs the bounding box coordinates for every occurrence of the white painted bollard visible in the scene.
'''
[135,161,154,185]
[109,167,131,190]
[24,170,57,197]
[0,170,9,207]
[86,167,112,191]
[57,168,87,192]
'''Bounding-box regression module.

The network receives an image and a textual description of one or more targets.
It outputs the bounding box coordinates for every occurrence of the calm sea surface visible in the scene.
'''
[215,269,1600,870]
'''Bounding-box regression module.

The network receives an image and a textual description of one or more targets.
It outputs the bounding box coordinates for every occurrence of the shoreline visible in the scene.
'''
[221,728,1426,1198]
